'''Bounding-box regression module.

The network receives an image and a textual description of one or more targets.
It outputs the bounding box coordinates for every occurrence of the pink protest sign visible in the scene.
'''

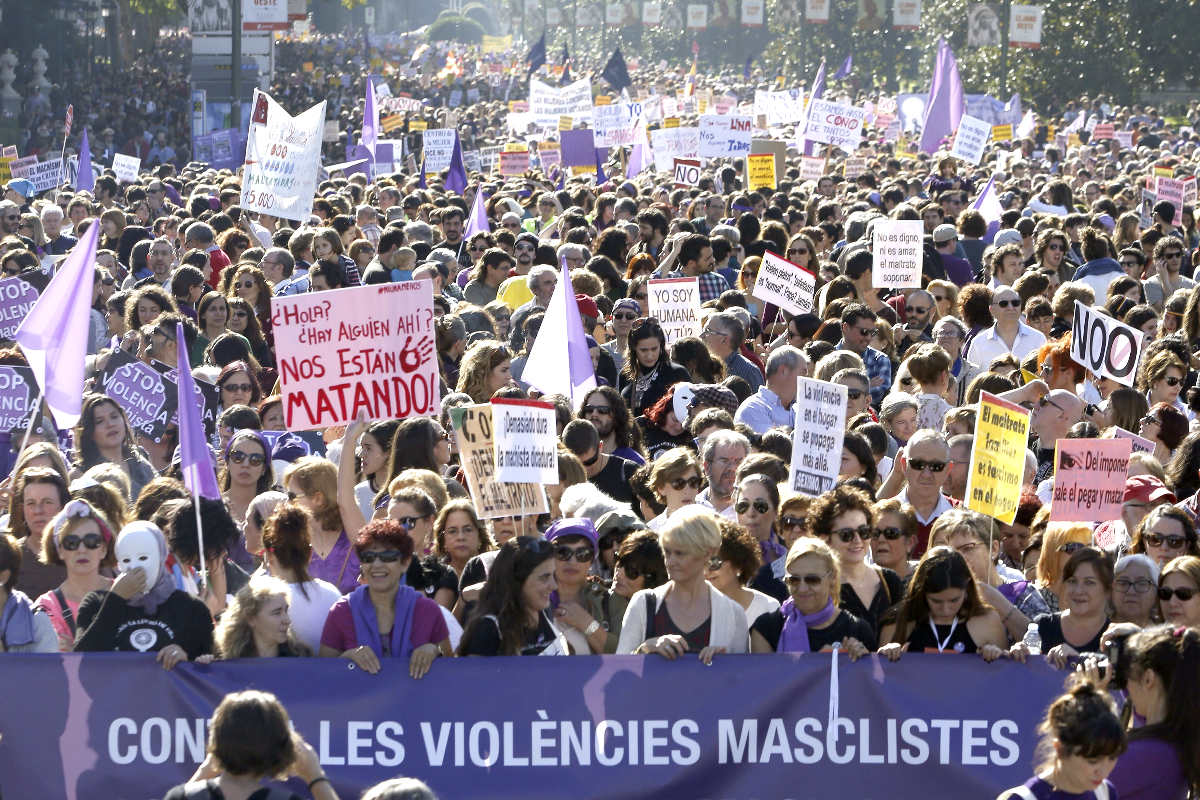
[1113,426,1154,454]
[1049,438,1131,522]
[270,281,439,430]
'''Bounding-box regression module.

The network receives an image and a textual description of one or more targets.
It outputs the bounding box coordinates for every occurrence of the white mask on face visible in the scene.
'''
[115,524,163,587]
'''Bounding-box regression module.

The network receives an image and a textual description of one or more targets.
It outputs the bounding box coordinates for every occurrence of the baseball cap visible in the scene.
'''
[5,178,35,200]
[932,223,957,243]
[1123,475,1175,505]
[993,228,1023,248]
[595,509,648,540]
[545,517,598,548]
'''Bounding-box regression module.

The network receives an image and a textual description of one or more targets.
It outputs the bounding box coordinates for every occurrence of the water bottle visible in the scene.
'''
[1022,622,1042,655]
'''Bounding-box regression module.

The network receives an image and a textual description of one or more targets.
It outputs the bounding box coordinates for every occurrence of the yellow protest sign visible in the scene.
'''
[1155,166,1173,179]
[964,391,1032,524]
[381,114,405,133]
[558,115,573,131]
[504,142,526,152]
[992,124,1013,142]
[663,117,680,128]
[1067,133,1082,147]
[747,153,775,189]
[595,95,612,106]
[481,34,513,54]
[409,119,428,132]
[697,97,709,113]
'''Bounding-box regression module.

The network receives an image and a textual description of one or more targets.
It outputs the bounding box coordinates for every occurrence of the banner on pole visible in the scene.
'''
[241,91,326,222]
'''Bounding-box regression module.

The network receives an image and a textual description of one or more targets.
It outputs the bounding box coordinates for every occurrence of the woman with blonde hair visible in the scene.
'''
[1035,522,1093,612]
[456,341,514,403]
[212,575,310,658]
[926,279,959,321]
[645,447,703,530]
[284,456,359,595]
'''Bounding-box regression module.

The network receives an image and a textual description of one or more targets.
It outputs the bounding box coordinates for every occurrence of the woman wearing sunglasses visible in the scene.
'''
[216,360,263,413]
[1130,505,1200,568]
[1138,350,1187,412]
[810,485,904,638]
[1033,523,1093,612]
[1014,546,1112,669]
[646,447,703,531]
[1138,401,1189,466]
[732,474,783,565]
[1158,555,1200,628]
[879,546,1008,662]
[707,519,780,628]
[751,537,873,658]
[319,520,451,677]
[868,499,919,582]
[543,518,614,654]
[34,500,115,651]
[220,430,275,533]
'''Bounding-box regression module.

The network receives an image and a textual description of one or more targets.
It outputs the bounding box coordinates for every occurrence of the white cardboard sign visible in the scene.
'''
[491,398,559,484]
[753,250,816,316]
[647,277,702,344]
[1070,300,1143,388]
[872,219,924,288]
[790,377,847,496]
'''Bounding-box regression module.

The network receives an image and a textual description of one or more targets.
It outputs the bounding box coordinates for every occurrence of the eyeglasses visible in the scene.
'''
[360,550,404,564]
[994,299,1020,308]
[1164,251,1184,260]
[780,515,807,530]
[784,573,827,589]
[1161,376,1183,387]
[1119,260,1141,269]
[223,383,254,393]
[735,498,771,514]
[582,405,612,416]
[617,561,643,579]
[831,525,871,543]
[555,544,595,563]
[60,532,105,551]
[871,527,906,540]
[907,459,947,473]
[231,310,249,319]
[393,515,423,529]
[906,306,929,315]
[1144,533,1188,550]
[228,450,265,466]
[706,556,725,571]
[701,327,727,338]
[613,312,637,321]
[1158,586,1197,602]
[787,247,808,257]
[1038,396,1064,413]
[515,243,536,251]
[1057,541,1087,554]
[1140,414,1160,427]
[238,280,256,289]
[1114,577,1154,594]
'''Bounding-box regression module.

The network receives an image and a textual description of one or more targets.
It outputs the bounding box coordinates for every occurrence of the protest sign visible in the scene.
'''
[747,153,775,188]
[7,155,36,179]
[241,90,325,222]
[528,77,593,127]
[112,153,141,183]
[672,157,701,187]
[0,270,48,340]
[1140,188,1156,228]
[99,349,217,443]
[742,0,764,24]
[1009,4,1044,48]
[0,365,38,432]
[647,277,702,344]
[893,0,920,28]
[949,114,991,164]
[790,377,846,495]
[1050,438,1130,522]
[698,114,753,159]
[23,159,62,193]
[592,102,645,147]
[422,128,457,173]
[872,219,924,288]
[1116,130,1133,148]
[491,398,559,484]
[1113,427,1155,454]
[450,403,547,518]
[804,98,866,152]
[1155,176,1185,226]
[643,0,662,23]
[991,123,1013,142]
[806,0,830,21]
[560,129,598,167]
[686,3,708,27]
[498,150,530,175]
[843,156,867,179]
[799,155,826,181]
[1092,122,1115,140]
[752,89,805,126]
[650,126,699,172]
[537,142,561,168]
[965,391,1031,524]
[271,281,439,430]
[1070,300,1142,387]
[753,250,816,316]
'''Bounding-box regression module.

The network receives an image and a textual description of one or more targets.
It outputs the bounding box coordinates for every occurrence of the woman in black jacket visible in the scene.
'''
[618,318,691,416]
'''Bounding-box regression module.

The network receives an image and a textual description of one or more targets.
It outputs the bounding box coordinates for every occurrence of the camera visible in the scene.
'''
[1103,629,1135,690]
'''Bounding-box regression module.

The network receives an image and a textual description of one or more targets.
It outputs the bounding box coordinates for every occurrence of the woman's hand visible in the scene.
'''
[697,645,726,665]
[344,408,370,444]
[878,642,906,662]
[1101,621,1141,649]
[194,654,215,665]
[1075,653,1113,689]
[156,643,188,670]
[554,601,594,632]
[344,645,381,674]
[841,637,869,662]
[979,643,1007,663]
[289,732,325,785]
[640,635,688,660]
[409,643,439,679]
[111,567,148,600]
[189,753,221,783]
[1046,643,1078,670]
[1008,641,1030,663]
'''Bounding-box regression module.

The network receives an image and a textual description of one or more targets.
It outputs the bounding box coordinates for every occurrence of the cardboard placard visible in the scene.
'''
[753,250,815,316]
[647,277,702,344]
[789,377,846,496]
[491,398,559,485]
[1070,300,1142,388]
[747,153,775,189]
[1050,438,1131,522]
[965,391,1031,524]
[871,219,924,288]
[450,403,548,519]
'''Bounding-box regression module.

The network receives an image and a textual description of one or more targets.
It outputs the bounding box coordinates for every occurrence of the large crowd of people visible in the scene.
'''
[3,26,1200,800]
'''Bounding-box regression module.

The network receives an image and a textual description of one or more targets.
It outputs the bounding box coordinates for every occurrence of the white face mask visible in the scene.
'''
[115,526,162,587]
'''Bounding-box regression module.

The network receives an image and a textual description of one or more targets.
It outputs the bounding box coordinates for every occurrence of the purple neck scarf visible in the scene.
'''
[777,598,838,654]
[349,584,418,660]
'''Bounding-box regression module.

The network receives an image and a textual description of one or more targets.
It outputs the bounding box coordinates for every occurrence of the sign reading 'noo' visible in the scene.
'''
[1070,300,1142,387]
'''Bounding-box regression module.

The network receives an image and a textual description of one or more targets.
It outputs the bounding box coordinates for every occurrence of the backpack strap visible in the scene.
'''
[54,588,76,636]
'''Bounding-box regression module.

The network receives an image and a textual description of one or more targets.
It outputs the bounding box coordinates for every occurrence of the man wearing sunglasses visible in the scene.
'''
[561,419,637,505]
[998,379,1085,485]
[892,430,957,556]
[964,285,1045,369]
[838,303,891,408]
[734,346,806,434]
[1143,235,1194,312]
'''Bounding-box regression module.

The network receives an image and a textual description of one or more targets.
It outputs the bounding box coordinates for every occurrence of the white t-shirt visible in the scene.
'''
[743,588,781,626]
[287,579,343,653]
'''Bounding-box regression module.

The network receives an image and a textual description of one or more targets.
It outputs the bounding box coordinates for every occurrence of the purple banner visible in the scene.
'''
[98,350,218,441]
[0,653,1064,799]
[0,364,38,432]
[560,129,598,166]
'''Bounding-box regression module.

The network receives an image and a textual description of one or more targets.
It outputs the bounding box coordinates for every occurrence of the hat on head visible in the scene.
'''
[932,223,958,243]
[690,384,739,416]
[5,178,35,200]
[1096,213,1115,231]
[545,517,598,548]
[993,228,1023,248]
[613,297,641,316]
[672,382,697,422]
[595,509,648,540]
[575,293,599,321]
[1123,474,1175,505]
[385,206,406,222]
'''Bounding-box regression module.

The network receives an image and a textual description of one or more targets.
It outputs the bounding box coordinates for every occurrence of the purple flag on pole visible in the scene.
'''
[802,59,828,157]
[520,259,597,404]
[13,220,98,428]
[972,174,1003,243]
[465,185,489,238]
[626,141,646,179]
[832,55,852,80]
[444,135,468,194]
[176,323,220,499]
[595,149,607,184]
[919,38,965,154]
[76,128,94,192]
[362,75,379,171]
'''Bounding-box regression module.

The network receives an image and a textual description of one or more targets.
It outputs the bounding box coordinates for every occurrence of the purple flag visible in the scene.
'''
[832,54,852,80]
[626,141,646,179]
[362,75,379,171]
[595,148,607,184]
[418,153,427,189]
[803,59,828,157]
[76,128,94,192]
[176,322,220,500]
[919,38,965,154]
[465,185,489,238]
[13,219,98,428]
[520,259,596,404]
[972,174,1003,243]
[445,135,468,194]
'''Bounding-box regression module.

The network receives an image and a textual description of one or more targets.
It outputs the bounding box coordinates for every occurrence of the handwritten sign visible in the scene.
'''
[241,90,326,222]
[949,114,991,165]
[872,219,924,288]
[1070,300,1142,388]
[991,124,1013,142]
[491,398,559,484]
[804,98,866,153]
[699,115,753,159]
[965,391,1031,524]
[422,128,457,173]
[843,156,867,179]
[799,156,826,181]
[528,77,593,127]
[789,377,847,496]
[651,127,700,172]
[450,403,547,519]
[112,153,141,184]
[647,277,702,344]
[1050,438,1131,522]
[271,281,439,430]
[498,150,530,175]
[747,153,775,189]
[753,251,815,316]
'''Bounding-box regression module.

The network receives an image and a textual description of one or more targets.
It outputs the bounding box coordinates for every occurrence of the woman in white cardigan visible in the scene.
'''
[618,507,749,663]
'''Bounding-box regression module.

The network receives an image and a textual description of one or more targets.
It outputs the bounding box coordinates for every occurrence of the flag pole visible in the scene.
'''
[193,486,208,595]
[16,392,44,456]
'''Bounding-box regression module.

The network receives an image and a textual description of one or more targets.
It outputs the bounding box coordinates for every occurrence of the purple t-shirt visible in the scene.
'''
[1109,736,1186,800]
[308,531,361,595]
[320,593,449,653]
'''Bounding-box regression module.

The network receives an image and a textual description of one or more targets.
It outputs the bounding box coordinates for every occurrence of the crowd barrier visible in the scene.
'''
[0,652,1066,799]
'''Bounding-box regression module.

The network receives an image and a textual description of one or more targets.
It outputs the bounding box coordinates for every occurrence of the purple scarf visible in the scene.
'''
[777,598,838,654]
[349,584,418,660]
